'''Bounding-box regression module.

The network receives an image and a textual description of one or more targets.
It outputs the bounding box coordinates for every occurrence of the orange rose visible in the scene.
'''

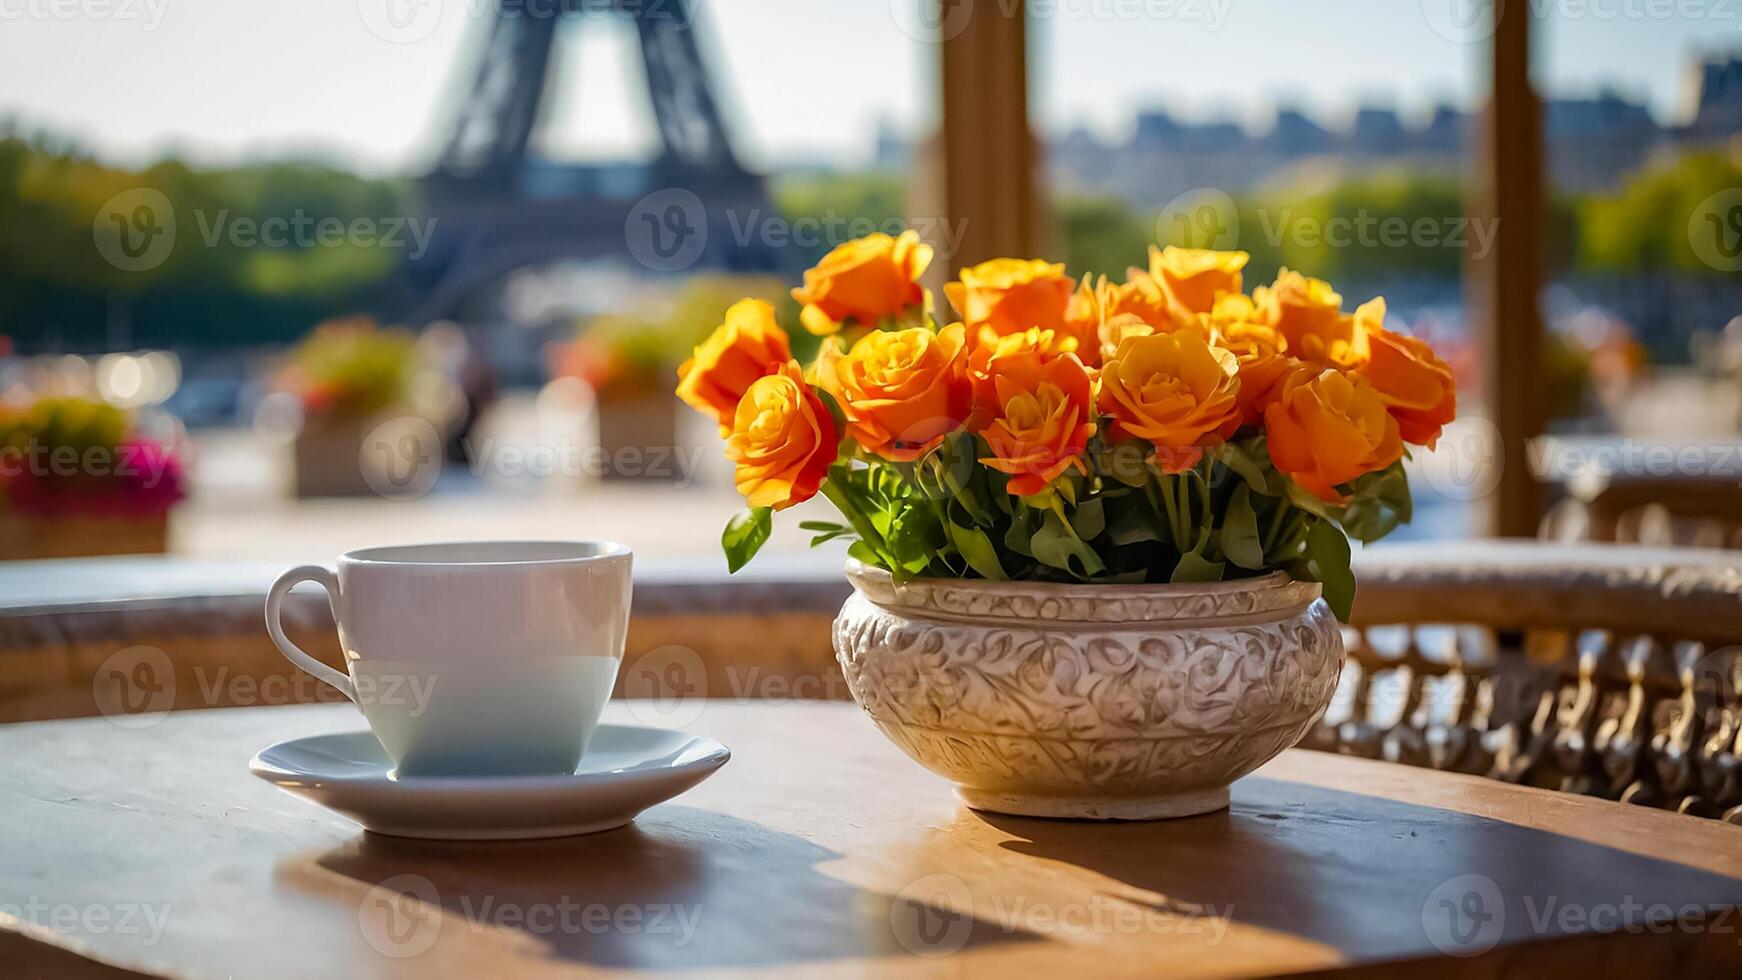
[978,353,1095,497]
[1213,317,1295,424]
[945,258,1074,338]
[965,326,1076,426]
[1064,275,1105,361]
[676,298,793,434]
[1257,269,1365,367]
[1097,313,1156,365]
[1352,299,1457,448]
[1264,366,1403,502]
[1097,328,1242,473]
[1063,273,1173,366]
[817,323,973,462]
[791,231,933,336]
[1150,246,1248,317]
[724,360,838,510]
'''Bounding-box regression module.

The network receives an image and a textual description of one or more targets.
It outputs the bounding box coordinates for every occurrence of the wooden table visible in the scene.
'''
[5,702,1742,979]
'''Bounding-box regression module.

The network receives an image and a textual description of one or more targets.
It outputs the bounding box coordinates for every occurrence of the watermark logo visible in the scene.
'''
[890,874,976,957]
[93,189,176,273]
[1157,187,1239,251]
[1690,188,1742,273]
[358,0,443,44]
[0,0,169,29]
[1422,874,1505,957]
[1415,416,1504,502]
[1422,0,1502,44]
[362,416,444,500]
[92,645,176,730]
[358,873,443,958]
[622,645,708,727]
[891,0,977,42]
[626,188,709,272]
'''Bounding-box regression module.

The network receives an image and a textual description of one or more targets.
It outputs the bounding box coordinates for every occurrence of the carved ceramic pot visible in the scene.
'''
[832,561,1345,820]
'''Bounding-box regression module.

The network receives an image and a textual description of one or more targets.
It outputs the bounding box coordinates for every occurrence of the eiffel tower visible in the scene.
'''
[400,0,783,324]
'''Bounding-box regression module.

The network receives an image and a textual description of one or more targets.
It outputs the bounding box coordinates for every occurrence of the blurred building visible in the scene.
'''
[1039,53,1742,207]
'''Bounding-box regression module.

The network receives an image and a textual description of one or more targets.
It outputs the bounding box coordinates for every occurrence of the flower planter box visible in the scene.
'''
[833,562,1344,820]
[0,513,169,561]
[594,394,680,481]
[293,416,373,498]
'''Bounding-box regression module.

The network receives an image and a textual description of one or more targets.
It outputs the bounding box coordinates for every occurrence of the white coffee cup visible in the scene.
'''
[264,540,632,777]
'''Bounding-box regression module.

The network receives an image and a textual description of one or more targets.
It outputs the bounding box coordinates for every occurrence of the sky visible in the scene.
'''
[0,0,1736,175]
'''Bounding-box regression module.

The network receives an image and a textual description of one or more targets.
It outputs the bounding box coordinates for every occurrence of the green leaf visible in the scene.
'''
[1104,493,1161,546]
[1304,519,1356,621]
[812,386,849,435]
[1219,484,1265,570]
[884,503,941,575]
[1214,440,1269,495]
[1100,439,1154,489]
[798,520,847,533]
[1070,497,1106,540]
[1171,552,1226,583]
[1031,512,1106,579]
[722,507,772,573]
[1003,513,1036,557]
[847,539,884,568]
[946,521,1006,580]
[1285,480,1339,521]
[1338,462,1412,544]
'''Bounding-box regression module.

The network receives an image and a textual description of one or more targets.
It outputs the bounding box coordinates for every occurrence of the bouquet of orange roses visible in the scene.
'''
[676,232,1455,620]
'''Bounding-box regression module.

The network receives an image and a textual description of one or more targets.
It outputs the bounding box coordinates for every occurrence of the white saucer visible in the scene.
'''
[249,725,730,840]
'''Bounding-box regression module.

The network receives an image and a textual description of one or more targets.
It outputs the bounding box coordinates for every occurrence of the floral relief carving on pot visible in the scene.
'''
[833,561,1346,820]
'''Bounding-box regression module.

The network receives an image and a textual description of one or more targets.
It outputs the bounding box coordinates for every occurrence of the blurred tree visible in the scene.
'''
[1057,196,1152,278]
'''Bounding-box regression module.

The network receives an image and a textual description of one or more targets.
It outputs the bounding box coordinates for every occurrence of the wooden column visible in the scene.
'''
[936,0,1042,266]
[1473,0,1547,537]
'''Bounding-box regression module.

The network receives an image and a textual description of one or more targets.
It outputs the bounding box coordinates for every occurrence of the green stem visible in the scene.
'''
[820,474,897,568]
[1274,510,1310,560]
[1156,474,1183,549]
[1262,501,1290,555]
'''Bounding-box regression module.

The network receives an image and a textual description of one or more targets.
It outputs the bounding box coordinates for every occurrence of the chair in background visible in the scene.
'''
[1315,541,1742,822]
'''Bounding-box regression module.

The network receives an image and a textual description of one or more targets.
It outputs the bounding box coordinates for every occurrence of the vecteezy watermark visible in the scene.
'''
[723,211,969,262]
[91,645,176,730]
[626,188,973,272]
[92,644,439,728]
[93,189,436,273]
[1690,188,1742,273]
[890,873,1233,957]
[358,0,696,45]
[1157,187,1241,251]
[357,416,711,501]
[0,898,173,947]
[359,874,443,958]
[1528,436,1742,483]
[892,0,1233,43]
[93,189,176,273]
[1422,873,1742,958]
[622,645,709,728]
[1255,209,1500,261]
[357,874,702,959]
[626,187,709,273]
[191,210,435,261]
[0,0,168,29]
[1422,874,1506,956]
[1421,0,1503,44]
[620,644,963,729]
[0,439,180,488]
[1425,0,1742,45]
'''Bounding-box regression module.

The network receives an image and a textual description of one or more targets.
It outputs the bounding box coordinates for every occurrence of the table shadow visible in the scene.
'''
[978,777,1742,961]
[285,805,1034,971]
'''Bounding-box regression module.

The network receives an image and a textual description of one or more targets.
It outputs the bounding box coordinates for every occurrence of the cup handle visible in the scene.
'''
[265,565,356,703]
